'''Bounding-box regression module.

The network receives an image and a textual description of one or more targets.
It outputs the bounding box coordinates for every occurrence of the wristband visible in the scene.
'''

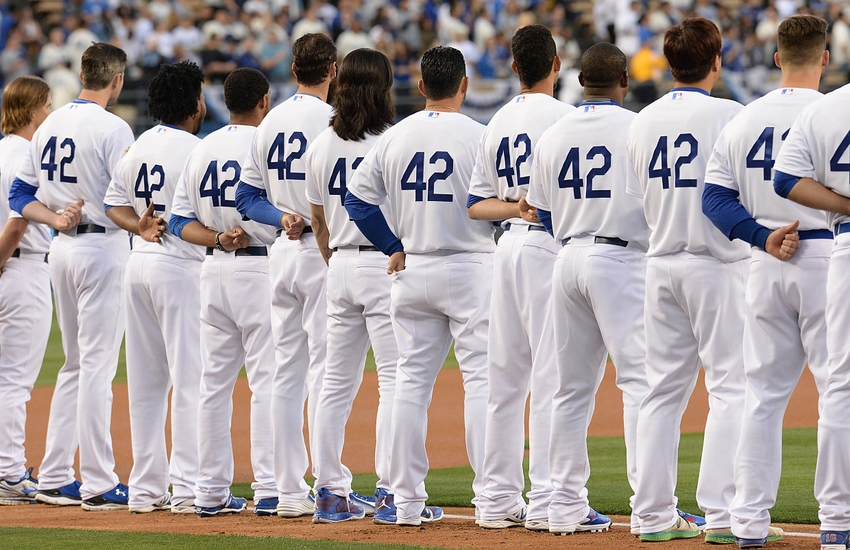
[214,232,227,252]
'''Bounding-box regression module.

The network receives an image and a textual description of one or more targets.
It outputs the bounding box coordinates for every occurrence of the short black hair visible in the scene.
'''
[332,48,395,141]
[147,61,204,125]
[223,68,269,115]
[292,33,337,86]
[511,25,556,88]
[580,42,627,88]
[420,46,465,100]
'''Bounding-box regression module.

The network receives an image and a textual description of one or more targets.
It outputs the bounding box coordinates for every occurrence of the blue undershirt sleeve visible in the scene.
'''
[703,183,772,248]
[774,170,801,199]
[9,179,38,215]
[235,182,284,227]
[168,214,198,240]
[729,219,771,250]
[344,191,403,256]
[466,194,488,209]
[537,208,553,237]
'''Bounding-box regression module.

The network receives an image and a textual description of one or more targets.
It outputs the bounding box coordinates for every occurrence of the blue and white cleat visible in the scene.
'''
[253,496,278,516]
[313,487,365,523]
[195,493,247,517]
[397,505,443,526]
[677,508,707,531]
[0,468,38,505]
[550,508,612,535]
[349,490,376,515]
[372,488,442,526]
[81,483,129,511]
[130,492,171,513]
[277,494,315,517]
[822,530,850,549]
[479,505,527,529]
[35,479,82,506]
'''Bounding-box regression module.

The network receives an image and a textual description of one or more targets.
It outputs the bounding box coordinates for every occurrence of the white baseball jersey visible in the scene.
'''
[105,124,204,260]
[626,89,748,261]
[347,110,495,253]
[705,87,827,231]
[528,101,650,246]
[171,125,276,247]
[304,128,394,249]
[240,94,334,224]
[0,135,50,253]
[15,99,135,228]
[774,83,850,229]
[468,93,574,227]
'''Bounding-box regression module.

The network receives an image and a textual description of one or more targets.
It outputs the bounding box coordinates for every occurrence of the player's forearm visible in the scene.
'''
[0,218,28,268]
[785,178,850,217]
[179,220,219,248]
[467,196,520,221]
[20,201,67,229]
[105,206,141,234]
[310,203,332,264]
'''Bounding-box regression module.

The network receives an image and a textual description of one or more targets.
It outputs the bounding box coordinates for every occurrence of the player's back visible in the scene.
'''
[354,110,494,254]
[627,89,748,261]
[177,124,276,247]
[0,135,50,252]
[707,87,826,231]
[775,83,850,229]
[107,124,204,260]
[305,127,394,249]
[534,101,649,246]
[469,93,574,225]
[245,94,334,221]
[24,99,133,229]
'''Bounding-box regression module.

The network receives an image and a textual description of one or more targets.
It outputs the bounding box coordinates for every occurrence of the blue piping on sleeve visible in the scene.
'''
[774,170,801,199]
[168,214,198,240]
[9,179,38,215]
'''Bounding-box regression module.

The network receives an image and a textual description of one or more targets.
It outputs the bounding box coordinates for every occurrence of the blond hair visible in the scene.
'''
[1,76,49,135]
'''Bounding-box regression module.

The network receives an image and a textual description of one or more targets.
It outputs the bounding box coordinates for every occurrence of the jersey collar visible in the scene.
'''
[669,87,710,96]
[72,98,97,104]
[159,123,189,133]
[578,99,620,107]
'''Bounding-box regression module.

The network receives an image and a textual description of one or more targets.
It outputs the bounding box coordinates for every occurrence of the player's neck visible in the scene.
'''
[12,121,37,142]
[295,83,329,103]
[780,66,823,91]
[76,89,110,109]
[425,96,463,113]
[673,72,717,95]
[520,76,556,97]
[229,114,261,127]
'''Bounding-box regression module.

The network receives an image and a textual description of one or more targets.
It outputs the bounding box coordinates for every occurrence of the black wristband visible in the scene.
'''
[214,232,227,252]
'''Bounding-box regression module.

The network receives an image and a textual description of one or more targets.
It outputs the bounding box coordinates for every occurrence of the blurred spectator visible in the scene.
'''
[65,15,99,74]
[38,27,70,72]
[43,61,82,109]
[755,7,780,67]
[258,27,292,83]
[172,14,204,53]
[629,38,667,105]
[0,30,29,85]
[292,1,328,41]
[337,14,373,60]
[830,5,850,71]
[201,34,237,83]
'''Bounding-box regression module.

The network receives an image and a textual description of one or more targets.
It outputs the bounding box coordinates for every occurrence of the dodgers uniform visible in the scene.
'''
[702,87,829,541]
[169,124,277,509]
[772,83,850,538]
[467,93,573,526]
[13,99,133,501]
[528,100,650,532]
[0,134,51,498]
[626,88,747,533]
[305,128,398,501]
[104,124,204,510]
[237,94,333,512]
[346,109,493,524]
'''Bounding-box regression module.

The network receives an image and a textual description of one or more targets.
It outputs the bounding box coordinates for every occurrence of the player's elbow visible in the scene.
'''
[3,217,27,242]
[466,194,488,219]
[467,202,485,220]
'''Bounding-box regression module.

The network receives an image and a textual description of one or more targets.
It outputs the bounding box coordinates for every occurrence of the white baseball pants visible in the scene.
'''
[731,241,830,539]
[124,252,204,508]
[478,227,558,522]
[194,251,276,507]
[388,251,492,523]
[268,233,327,503]
[548,239,649,529]
[312,248,397,497]
[39,231,129,499]
[0,254,51,480]
[816,232,850,531]
[634,252,747,533]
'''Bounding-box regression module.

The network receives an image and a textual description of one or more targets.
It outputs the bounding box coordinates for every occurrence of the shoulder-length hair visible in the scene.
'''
[331,48,395,141]
[2,76,49,135]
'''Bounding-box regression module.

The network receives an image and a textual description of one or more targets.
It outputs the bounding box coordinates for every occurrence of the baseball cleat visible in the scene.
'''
[550,508,612,535]
[35,479,82,506]
[253,497,278,516]
[312,488,365,523]
[525,518,550,531]
[0,468,39,505]
[195,493,247,517]
[640,516,700,542]
[396,505,443,526]
[170,498,196,514]
[349,490,376,515]
[704,526,784,546]
[276,494,315,518]
[821,530,850,549]
[479,505,527,529]
[130,492,171,513]
[677,508,707,531]
[372,488,396,525]
[81,483,129,511]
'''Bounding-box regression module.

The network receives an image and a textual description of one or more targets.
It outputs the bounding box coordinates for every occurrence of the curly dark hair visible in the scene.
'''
[331,49,395,141]
[420,46,465,100]
[511,25,556,88]
[147,61,204,125]
[223,67,269,115]
[292,33,337,87]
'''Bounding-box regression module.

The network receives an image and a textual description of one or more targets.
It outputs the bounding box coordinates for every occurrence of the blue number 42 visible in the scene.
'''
[401,151,454,202]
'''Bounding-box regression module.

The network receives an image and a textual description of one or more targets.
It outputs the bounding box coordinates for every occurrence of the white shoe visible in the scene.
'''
[479,506,527,529]
[130,493,171,513]
[277,495,315,518]
[171,498,196,514]
[525,518,550,531]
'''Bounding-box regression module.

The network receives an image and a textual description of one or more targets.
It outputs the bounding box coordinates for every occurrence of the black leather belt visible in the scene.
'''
[61,223,106,236]
[561,236,629,247]
[332,245,379,252]
[11,248,48,262]
[504,222,547,232]
[206,246,268,257]
[276,226,313,238]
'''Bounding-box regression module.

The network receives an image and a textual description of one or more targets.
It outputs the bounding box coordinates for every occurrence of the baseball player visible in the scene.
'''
[0,76,52,505]
[9,43,134,510]
[526,42,645,537]
[345,45,493,527]
[773,84,850,550]
[625,19,748,541]
[466,24,573,531]
[168,68,278,517]
[306,48,397,523]
[702,15,830,547]
[103,61,207,514]
[235,33,343,517]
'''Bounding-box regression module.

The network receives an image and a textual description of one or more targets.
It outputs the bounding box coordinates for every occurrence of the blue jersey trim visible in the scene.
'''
[159,123,188,132]
[72,98,97,104]
[9,179,38,215]
[168,214,197,239]
[773,170,801,199]
[537,208,553,237]
[466,194,487,209]
[578,99,620,107]
[104,204,113,211]
[235,182,284,227]
[670,87,710,96]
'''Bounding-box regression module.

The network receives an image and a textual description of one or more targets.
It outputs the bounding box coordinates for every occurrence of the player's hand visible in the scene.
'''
[765,220,800,261]
[281,213,305,240]
[387,251,405,274]
[139,202,166,243]
[219,227,250,251]
[519,196,539,223]
[54,199,85,230]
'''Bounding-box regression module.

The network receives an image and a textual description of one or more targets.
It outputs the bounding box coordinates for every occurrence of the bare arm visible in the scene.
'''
[21,199,84,230]
[180,220,249,250]
[106,203,166,242]
[0,218,27,271]
[786,178,850,216]
[468,197,521,221]
[310,203,333,265]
